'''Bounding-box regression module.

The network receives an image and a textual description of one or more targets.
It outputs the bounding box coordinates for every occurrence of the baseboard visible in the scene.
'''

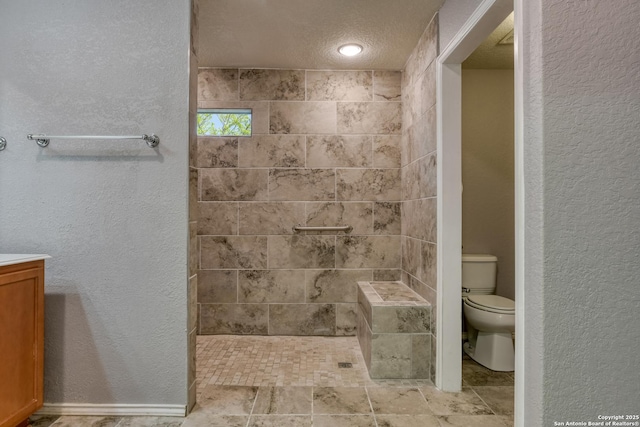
[36,403,186,417]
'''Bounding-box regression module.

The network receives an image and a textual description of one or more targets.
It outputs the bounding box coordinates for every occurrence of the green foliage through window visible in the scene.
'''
[197,109,252,136]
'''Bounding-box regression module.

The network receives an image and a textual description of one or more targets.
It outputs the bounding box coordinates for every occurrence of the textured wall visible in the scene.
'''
[462,69,515,300]
[438,0,483,52]
[0,1,191,405]
[196,68,403,336]
[400,15,439,383]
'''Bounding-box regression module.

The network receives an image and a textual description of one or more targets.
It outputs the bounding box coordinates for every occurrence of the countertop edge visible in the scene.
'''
[0,254,52,267]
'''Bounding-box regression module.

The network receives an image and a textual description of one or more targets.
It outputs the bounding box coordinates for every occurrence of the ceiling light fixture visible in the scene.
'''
[338,44,363,57]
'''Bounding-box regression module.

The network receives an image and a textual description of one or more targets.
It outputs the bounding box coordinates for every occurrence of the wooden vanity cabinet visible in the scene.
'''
[0,260,45,427]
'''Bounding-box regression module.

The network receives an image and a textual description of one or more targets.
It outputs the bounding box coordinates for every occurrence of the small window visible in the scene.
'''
[197,109,252,137]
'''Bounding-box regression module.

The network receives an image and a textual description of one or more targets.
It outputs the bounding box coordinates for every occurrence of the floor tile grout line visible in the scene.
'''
[363,386,379,427]
[469,385,498,416]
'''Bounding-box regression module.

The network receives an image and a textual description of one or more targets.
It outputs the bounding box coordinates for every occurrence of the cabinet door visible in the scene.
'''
[0,264,44,427]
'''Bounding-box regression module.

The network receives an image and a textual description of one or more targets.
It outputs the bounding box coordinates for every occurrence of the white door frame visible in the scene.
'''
[436,0,520,409]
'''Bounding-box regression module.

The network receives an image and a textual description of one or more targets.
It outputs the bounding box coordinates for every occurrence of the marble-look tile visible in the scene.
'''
[411,334,431,378]
[48,417,120,427]
[313,387,372,414]
[198,100,269,134]
[371,306,430,333]
[403,17,438,91]
[357,308,372,369]
[248,415,312,427]
[374,202,401,235]
[373,269,401,281]
[402,160,421,200]
[373,135,401,168]
[420,241,437,288]
[337,102,402,134]
[306,71,372,101]
[117,417,183,427]
[370,282,426,303]
[306,269,371,303]
[200,304,268,334]
[419,62,437,115]
[436,415,511,427]
[189,222,198,275]
[181,412,248,427]
[269,169,335,201]
[252,386,312,414]
[199,385,258,414]
[462,360,514,386]
[200,236,267,269]
[375,414,440,427]
[198,270,237,303]
[307,135,372,167]
[188,328,196,385]
[198,69,238,101]
[420,153,437,198]
[336,169,401,201]
[268,235,335,269]
[239,202,305,235]
[196,137,238,168]
[402,236,421,278]
[239,69,305,101]
[270,101,337,134]
[472,387,514,415]
[370,335,412,378]
[421,105,438,158]
[402,198,437,242]
[336,236,401,269]
[189,167,198,221]
[198,202,238,235]
[200,169,268,201]
[498,415,515,426]
[430,334,437,384]
[420,386,492,416]
[367,387,431,414]
[336,303,358,336]
[373,71,402,102]
[269,304,336,335]
[238,270,305,303]
[313,415,376,427]
[189,276,198,331]
[306,202,373,235]
[238,135,305,167]
[29,415,60,427]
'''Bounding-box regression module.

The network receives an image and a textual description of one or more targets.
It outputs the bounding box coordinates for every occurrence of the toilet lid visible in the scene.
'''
[466,295,515,313]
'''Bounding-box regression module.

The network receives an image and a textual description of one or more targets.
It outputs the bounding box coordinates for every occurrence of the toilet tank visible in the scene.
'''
[462,254,498,295]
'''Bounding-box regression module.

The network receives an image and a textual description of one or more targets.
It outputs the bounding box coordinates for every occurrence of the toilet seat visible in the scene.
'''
[465,295,514,314]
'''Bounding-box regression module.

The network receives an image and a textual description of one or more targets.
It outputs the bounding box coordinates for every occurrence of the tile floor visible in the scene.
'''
[31,336,514,427]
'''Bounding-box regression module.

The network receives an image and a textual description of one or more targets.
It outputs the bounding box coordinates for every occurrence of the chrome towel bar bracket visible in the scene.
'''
[0,137,6,151]
[293,225,353,233]
[27,134,160,148]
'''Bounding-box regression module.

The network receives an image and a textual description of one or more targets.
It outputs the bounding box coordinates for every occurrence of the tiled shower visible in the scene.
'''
[196,16,438,381]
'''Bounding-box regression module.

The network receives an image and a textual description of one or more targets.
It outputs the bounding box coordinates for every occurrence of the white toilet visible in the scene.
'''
[462,254,515,371]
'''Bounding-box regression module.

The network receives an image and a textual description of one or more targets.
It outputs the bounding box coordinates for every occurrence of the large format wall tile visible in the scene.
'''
[197,137,238,168]
[373,202,401,235]
[306,135,372,168]
[198,69,238,101]
[239,202,305,235]
[200,304,268,334]
[305,269,372,303]
[373,71,402,102]
[198,202,238,235]
[373,135,401,168]
[198,270,237,303]
[269,169,335,201]
[270,102,337,134]
[200,236,267,269]
[336,169,401,201]
[336,303,358,336]
[337,102,402,134]
[306,71,372,101]
[336,236,401,268]
[269,304,336,335]
[306,202,373,235]
[238,135,305,167]
[268,235,335,269]
[200,169,268,201]
[239,69,305,101]
[238,270,305,303]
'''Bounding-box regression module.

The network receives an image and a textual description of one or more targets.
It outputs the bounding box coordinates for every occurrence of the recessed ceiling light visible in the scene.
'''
[338,44,363,57]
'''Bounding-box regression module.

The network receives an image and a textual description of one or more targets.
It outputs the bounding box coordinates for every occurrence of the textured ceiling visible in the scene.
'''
[463,12,514,69]
[198,0,445,70]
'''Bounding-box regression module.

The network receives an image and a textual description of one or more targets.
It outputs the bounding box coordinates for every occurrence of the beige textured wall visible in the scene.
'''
[401,15,439,383]
[196,68,403,336]
[461,69,515,300]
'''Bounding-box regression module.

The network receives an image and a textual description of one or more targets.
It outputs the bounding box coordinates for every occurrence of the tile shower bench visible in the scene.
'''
[357,281,432,379]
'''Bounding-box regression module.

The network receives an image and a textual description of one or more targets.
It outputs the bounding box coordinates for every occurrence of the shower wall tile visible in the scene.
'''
[374,202,401,235]
[419,63,437,114]
[268,235,335,269]
[238,270,305,303]
[239,69,305,101]
[402,198,437,243]
[420,241,437,289]
[198,68,238,101]
[373,135,401,168]
[269,169,335,201]
[306,135,372,168]
[238,135,305,167]
[198,270,238,303]
[336,169,401,201]
[189,222,198,276]
[189,167,198,222]
[198,202,238,235]
[270,102,337,134]
[335,236,401,269]
[200,303,268,334]
[373,71,402,102]
[197,100,270,135]
[420,153,437,198]
[200,168,269,201]
[197,137,239,168]
[336,303,358,336]
[269,304,336,336]
[402,236,421,279]
[189,275,198,332]
[337,102,402,134]
[200,236,267,269]
[305,269,373,303]
[373,269,401,281]
[306,70,372,101]
[238,202,305,235]
[305,202,373,235]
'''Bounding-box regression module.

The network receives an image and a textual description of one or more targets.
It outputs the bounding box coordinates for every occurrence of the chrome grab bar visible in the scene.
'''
[293,225,353,233]
[27,134,160,148]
